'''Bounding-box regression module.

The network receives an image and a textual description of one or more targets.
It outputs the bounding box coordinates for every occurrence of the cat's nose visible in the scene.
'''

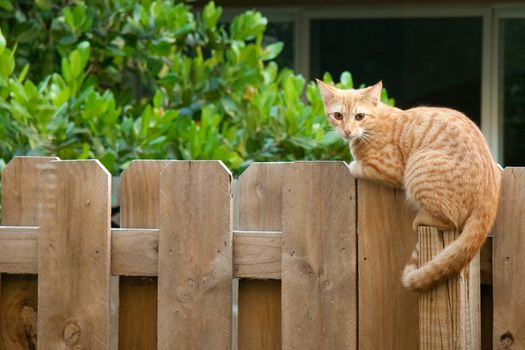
[344,129,352,136]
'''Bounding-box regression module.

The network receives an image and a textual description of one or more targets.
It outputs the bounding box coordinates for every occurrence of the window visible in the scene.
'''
[500,18,525,166]
[310,18,483,125]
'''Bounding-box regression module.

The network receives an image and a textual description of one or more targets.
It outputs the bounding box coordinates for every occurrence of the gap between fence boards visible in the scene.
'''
[0,227,284,279]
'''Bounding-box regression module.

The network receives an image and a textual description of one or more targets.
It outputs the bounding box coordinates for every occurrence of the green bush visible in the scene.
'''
[0,1,394,174]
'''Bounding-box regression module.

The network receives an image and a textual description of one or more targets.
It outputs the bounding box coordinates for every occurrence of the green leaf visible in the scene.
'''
[61,57,71,82]
[63,8,76,31]
[203,2,222,30]
[0,48,15,79]
[230,11,267,41]
[35,0,52,11]
[0,0,13,11]
[339,71,353,89]
[69,50,82,78]
[0,28,5,57]
[262,42,283,61]
[58,35,78,46]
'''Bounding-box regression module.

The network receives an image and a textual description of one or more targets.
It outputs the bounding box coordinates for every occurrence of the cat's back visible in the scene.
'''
[401,105,487,151]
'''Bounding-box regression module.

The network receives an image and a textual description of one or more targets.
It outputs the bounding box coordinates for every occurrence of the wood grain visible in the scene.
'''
[119,160,170,350]
[493,167,525,350]
[233,230,281,279]
[282,161,356,349]
[38,160,112,349]
[418,227,480,350]
[237,163,286,350]
[0,227,38,274]
[158,161,232,349]
[358,180,419,350]
[1,156,57,350]
[111,228,159,276]
[0,227,281,279]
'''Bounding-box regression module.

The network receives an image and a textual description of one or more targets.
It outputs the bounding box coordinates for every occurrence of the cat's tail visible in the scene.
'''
[401,208,495,291]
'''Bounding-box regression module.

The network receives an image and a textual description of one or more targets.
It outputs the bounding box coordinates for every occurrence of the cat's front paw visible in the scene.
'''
[349,160,363,178]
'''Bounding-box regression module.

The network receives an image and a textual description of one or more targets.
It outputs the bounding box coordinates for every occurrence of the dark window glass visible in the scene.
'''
[310,18,483,125]
[501,19,525,166]
[265,22,295,69]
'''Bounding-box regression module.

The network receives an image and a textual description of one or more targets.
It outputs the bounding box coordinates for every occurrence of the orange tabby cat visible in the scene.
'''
[317,79,501,290]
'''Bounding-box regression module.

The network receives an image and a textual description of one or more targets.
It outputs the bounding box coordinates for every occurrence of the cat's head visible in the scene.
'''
[316,80,383,142]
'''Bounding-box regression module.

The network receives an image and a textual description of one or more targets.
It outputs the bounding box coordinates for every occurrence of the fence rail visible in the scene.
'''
[0,157,522,349]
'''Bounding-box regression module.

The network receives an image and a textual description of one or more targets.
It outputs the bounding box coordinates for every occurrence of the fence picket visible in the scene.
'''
[0,156,57,350]
[119,160,171,350]
[38,160,112,349]
[158,161,232,349]
[493,168,525,349]
[357,180,418,349]
[419,227,480,349]
[237,162,286,350]
[282,162,356,349]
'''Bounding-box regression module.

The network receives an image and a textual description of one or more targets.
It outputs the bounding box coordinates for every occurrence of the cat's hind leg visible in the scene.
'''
[412,208,456,232]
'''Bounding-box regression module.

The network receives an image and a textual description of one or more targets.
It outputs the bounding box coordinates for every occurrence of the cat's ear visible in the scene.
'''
[362,81,382,105]
[316,79,338,104]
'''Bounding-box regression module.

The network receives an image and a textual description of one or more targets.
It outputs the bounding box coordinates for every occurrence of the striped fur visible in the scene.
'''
[317,80,501,291]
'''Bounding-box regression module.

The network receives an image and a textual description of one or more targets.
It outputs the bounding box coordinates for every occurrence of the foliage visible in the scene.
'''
[0,1,395,174]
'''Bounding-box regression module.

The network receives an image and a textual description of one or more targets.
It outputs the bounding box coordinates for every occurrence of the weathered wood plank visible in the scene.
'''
[0,227,38,274]
[158,161,232,349]
[111,228,159,276]
[358,180,418,350]
[237,163,286,350]
[282,161,356,349]
[493,167,525,350]
[118,160,170,350]
[1,156,57,350]
[419,227,480,350]
[233,230,281,279]
[38,160,112,349]
[0,228,281,279]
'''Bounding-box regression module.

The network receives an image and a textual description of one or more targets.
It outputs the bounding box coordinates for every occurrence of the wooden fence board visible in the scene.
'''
[0,227,38,274]
[119,160,170,350]
[233,230,281,279]
[38,160,111,349]
[158,161,232,349]
[419,227,480,350]
[493,167,525,349]
[282,162,356,349]
[0,227,281,279]
[357,180,418,350]
[237,163,286,350]
[1,156,57,350]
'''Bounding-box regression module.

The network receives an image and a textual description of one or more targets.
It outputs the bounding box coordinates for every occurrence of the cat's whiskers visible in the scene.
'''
[357,129,378,148]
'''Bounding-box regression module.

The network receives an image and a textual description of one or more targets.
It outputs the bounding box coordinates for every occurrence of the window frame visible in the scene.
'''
[493,7,525,163]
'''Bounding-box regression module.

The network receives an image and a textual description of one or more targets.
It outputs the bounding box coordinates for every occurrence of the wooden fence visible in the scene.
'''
[0,157,522,349]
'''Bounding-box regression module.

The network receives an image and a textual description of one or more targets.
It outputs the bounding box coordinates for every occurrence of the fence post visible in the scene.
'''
[1,156,58,349]
[118,160,171,350]
[282,162,357,349]
[236,162,286,350]
[418,226,480,350]
[493,168,525,349]
[158,161,232,349]
[38,160,112,349]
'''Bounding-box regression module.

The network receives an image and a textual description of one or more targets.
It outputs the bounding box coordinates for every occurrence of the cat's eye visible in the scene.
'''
[332,112,344,121]
[355,113,366,121]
